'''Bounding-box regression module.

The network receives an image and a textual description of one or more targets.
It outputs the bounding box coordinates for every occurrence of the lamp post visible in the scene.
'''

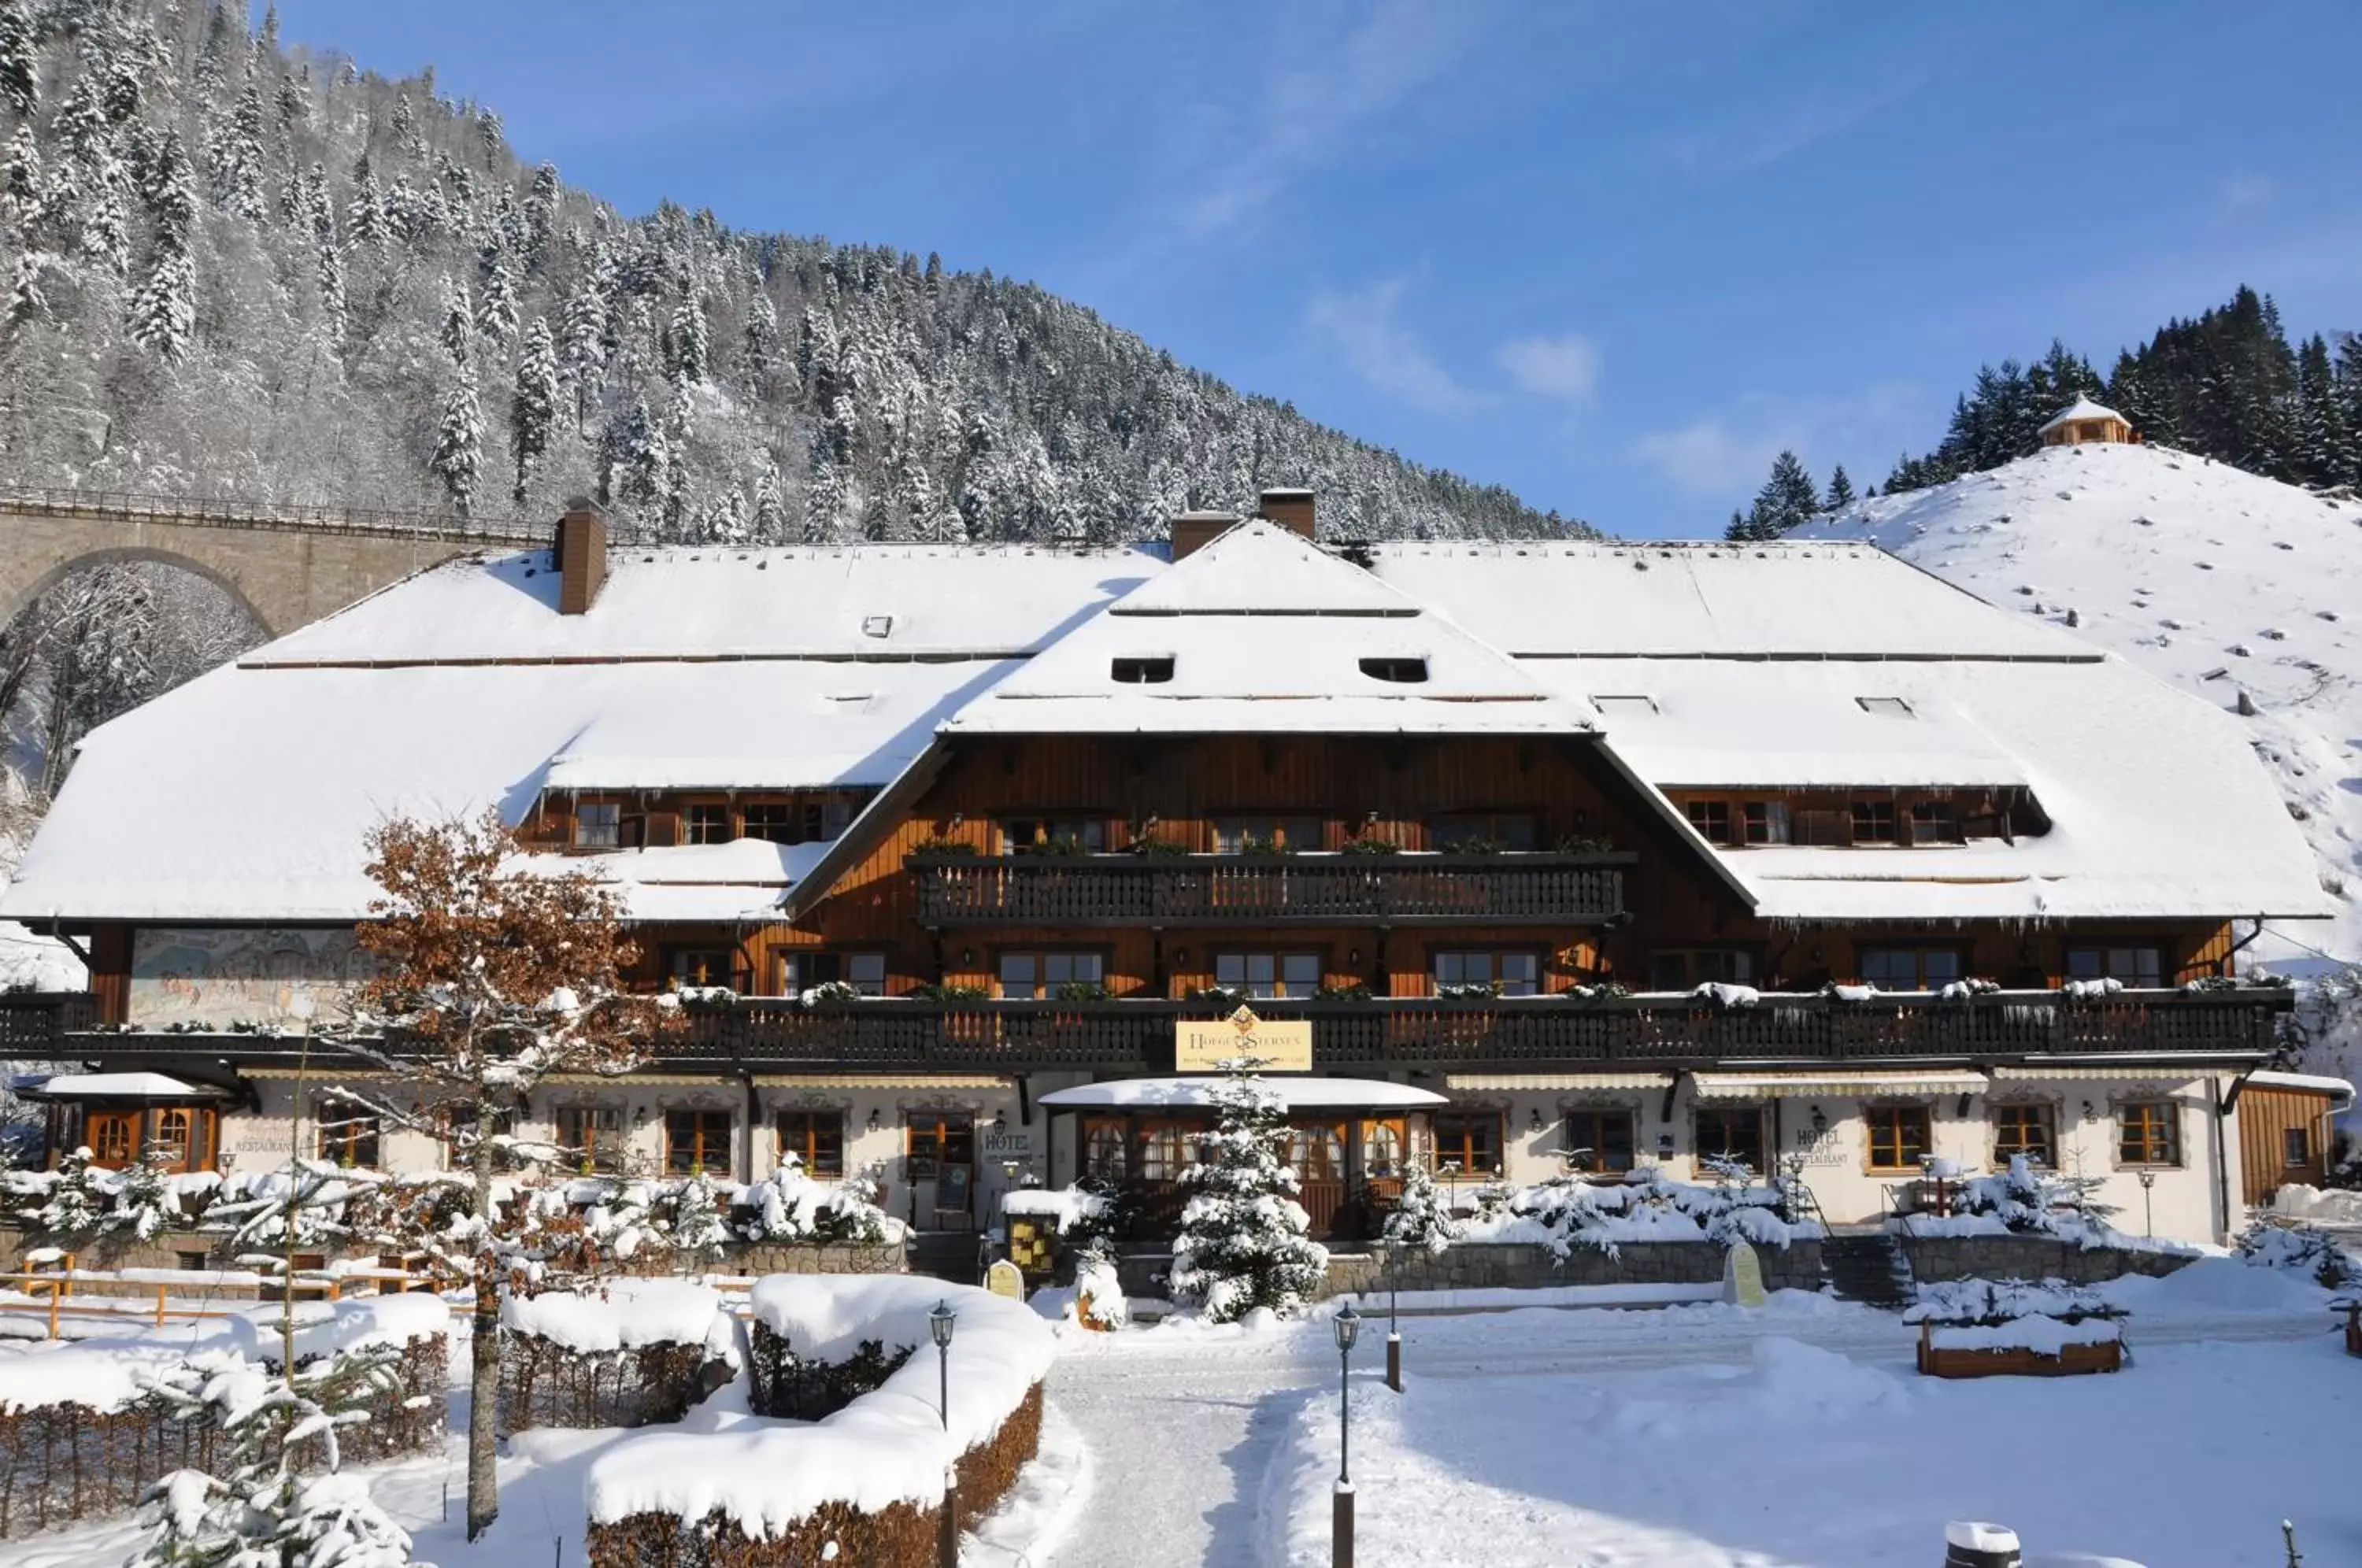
[1385,1268,1401,1392]
[2138,1169,2157,1238]
[931,1300,958,1568]
[1333,1303,1361,1568]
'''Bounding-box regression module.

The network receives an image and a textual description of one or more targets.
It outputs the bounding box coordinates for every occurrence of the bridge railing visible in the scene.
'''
[0,483,556,546]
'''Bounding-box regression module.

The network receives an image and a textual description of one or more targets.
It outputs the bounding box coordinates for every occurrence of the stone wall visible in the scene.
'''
[1894,1233,2195,1285]
[731,1240,906,1276]
[1116,1240,1823,1302]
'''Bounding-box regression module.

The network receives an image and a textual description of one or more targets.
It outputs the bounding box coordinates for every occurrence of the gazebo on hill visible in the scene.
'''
[2039,397,2136,446]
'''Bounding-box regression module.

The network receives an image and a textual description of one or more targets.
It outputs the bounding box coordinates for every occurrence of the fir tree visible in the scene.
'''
[6,246,45,330]
[1731,449,1817,540]
[668,1170,727,1264]
[437,276,471,368]
[145,128,197,245]
[0,0,33,124]
[125,238,196,364]
[751,455,787,534]
[474,242,517,347]
[1822,463,1856,512]
[344,152,385,254]
[509,315,557,506]
[109,1141,180,1243]
[666,291,708,385]
[214,80,266,222]
[308,172,344,346]
[1168,1068,1329,1322]
[605,397,667,518]
[1380,1159,1457,1256]
[34,1145,113,1240]
[431,363,483,515]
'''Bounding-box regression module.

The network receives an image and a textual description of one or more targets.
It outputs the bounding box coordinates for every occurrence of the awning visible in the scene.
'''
[1039,1076,1447,1112]
[750,1074,1014,1091]
[33,1072,227,1100]
[1446,1073,1675,1093]
[1990,1064,2212,1083]
[1690,1069,1990,1101]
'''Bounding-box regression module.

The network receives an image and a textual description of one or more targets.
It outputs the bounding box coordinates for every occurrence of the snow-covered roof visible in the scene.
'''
[1037,1076,1449,1111]
[2244,1070,2356,1111]
[31,1072,226,1099]
[2039,397,2127,434]
[1112,519,1412,616]
[513,841,831,923]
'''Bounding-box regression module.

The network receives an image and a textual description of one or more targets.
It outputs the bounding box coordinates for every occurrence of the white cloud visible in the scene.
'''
[1496,333,1602,402]
[1304,278,1482,415]
[1632,420,1787,497]
[1633,385,1920,500]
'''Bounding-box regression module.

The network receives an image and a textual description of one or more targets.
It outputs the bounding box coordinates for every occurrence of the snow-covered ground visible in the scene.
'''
[0,1261,2347,1568]
[1797,443,2362,996]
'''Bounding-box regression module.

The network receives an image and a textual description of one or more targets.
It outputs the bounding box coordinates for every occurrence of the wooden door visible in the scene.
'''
[1290,1121,1348,1237]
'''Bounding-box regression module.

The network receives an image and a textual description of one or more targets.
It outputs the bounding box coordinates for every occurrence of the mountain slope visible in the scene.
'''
[1798,442,2362,981]
[0,2,1575,543]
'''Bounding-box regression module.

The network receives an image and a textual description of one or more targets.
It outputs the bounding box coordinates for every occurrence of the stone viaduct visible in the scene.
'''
[0,486,553,637]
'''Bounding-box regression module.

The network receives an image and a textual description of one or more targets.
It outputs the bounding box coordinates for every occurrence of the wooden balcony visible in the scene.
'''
[909,851,1633,926]
[9,988,2287,1074]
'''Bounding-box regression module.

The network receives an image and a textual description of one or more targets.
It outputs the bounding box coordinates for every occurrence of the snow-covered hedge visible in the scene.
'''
[1907,1276,2128,1368]
[499,1278,739,1430]
[1897,1154,2193,1254]
[1452,1166,1818,1260]
[2235,1220,2359,1289]
[584,1275,1054,1567]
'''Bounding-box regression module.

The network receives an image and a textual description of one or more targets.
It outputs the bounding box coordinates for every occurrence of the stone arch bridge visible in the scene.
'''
[0,486,553,638]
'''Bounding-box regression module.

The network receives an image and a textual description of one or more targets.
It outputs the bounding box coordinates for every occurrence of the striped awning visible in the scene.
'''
[1445,1073,1675,1093]
[1990,1064,2210,1083]
[750,1074,1013,1090]
[1691,1069,1990,1100]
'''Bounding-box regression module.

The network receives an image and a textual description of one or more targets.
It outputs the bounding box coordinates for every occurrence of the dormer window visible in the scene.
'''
[861,615,894,639]
[1592,694,1659,716]
[1856,696,1914,718]
[1359,656,1427,684]
[573,802,620,849]
[1112,656,1175,684]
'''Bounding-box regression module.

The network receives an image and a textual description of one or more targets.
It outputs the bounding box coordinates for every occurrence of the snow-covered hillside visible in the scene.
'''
[1800,442,2362,978]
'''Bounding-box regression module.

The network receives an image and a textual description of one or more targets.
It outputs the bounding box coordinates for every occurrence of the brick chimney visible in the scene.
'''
[1258,488,1316,540]
[553,497,607,615]
[1169,509,1242,561]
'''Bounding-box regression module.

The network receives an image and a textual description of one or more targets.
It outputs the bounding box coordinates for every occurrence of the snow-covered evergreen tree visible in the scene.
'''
[509,315,557,506]
[31,1143,111,1238]
[1822,463,1856,512]
[750,455,787,534]
[109,1140,181,1243]
[1380,1158,1457,1256]
[1168,1069,1328,1322]
[430,363,482,514]
[0,0,35,124]
[668,1169,727,1264]
[1726,449,1820,541]
[474,242,517,347]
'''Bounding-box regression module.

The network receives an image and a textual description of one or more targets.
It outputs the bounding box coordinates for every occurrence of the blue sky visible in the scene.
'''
[273,2,2361,538]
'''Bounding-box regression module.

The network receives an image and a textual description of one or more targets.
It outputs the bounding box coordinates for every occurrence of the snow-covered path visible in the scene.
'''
[1045,1284,2338,1567]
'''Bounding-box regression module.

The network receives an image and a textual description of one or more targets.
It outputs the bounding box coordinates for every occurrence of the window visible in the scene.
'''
[1432,950,1539,997]
[87,1109,138,1167]
[776,1109,846,1178]
[2118,1101,2179,1166]
[1290,1123,1347,1181]
[1694,1106,1765,1174]
[1001,816,1107,854]
[1992,1104,2055,1166]
[998,951,1105,999]
[2067,947,2164,988]
[741,804,796,843]
[1864,1104,1932,1171]
[1562,1108,1636,1175]
[1213,816,1322,853]
[316,1096,381,1168]
[1215,952,1321,999]
[1430,1111,1503,1178]
[1856,696,1915,718]
[805,799,856,841]
[1849,800,1897,844]
[669,948,735,989]
[1908,801,1959,845]
[905,1112,975,1178]
[684,804,734,845]
[1794,807,1852,846]
[1138,1118,1207,1182]
[1358,656,1427,683]
[1859,948,1961,991]
[1363,1120,1405,1180]
[1648,949,1753,991]
[1432,814,1538,852]
[556,1105,625,1174]
[2284,1126,2312,1170]
[1684,800,1734,845]
[1742,801,1791,845]
[574,802,620,849]
[1081,1118,1129,1182]
[665,1109,733,1175]
[781,952,887,996]
[1110,656,1175,684]
[149,1106,214,1174]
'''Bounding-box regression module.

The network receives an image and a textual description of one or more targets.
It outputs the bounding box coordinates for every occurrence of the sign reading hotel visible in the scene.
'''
[1176,1005,1312,1073]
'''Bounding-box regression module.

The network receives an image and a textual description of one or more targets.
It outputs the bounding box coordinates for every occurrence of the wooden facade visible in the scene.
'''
[2238,1082,2341,1203]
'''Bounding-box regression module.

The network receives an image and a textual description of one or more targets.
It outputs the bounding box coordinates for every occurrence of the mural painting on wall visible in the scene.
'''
[129,928,378,1028]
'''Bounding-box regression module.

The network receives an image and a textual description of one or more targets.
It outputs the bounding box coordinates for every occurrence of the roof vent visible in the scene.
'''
[861,615,894,639]
[1592,694,1659,716]
[1359,656,1427,684]
[1856,696,1914,718]
[1112,656,1175,685]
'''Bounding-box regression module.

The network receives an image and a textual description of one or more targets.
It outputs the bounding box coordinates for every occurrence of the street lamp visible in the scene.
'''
[930,1300,958,1568]
[1333,1304,1361,1568]
[2138,1170,2157,1238]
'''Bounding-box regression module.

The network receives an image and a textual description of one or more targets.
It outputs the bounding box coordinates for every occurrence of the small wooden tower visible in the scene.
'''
[2038,396,2135,447]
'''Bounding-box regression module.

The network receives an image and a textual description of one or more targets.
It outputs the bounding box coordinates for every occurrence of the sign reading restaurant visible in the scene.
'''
[1175,1005,1312,1073]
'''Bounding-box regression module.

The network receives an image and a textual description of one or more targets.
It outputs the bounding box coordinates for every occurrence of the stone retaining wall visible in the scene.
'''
[1328,1240,1827,1297]
[1894,1233,2195,1285]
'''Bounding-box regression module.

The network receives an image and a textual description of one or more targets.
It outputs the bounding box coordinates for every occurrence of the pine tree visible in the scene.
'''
[145,128,198,245]
[666,291,708,385]
[109,1141,180,1243]
[1731,449,1818,539]
[0,0,34,123]
[668,1170,727,1263]
[751,456,787,536]
[307,170,345,346]
[474,242,517,347]
[1168,1068,1328,1322]
[556,271,608,431]
[606,397,667,518]
[34,1145,113,1240]
[344,153,386,254]
[1380,1159,1457,1256]
[437,276,472,368]
[125,239,197,364]
[431,362,483,514]
[214,80,266,222]
[509,315,557,506]
[6,247,45,330]
[1822,463,1855,512]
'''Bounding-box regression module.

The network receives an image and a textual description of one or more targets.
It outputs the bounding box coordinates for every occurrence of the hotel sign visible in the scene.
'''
[1175,1005,1312,1073]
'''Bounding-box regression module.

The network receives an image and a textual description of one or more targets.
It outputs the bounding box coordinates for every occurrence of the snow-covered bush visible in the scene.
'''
[738,1156,901,1244]
[30,1145,113,1241]
[1455,1164,1811,1260]
[1380,1160,1457,1256]
[664,1171,730,1265]
[2235,1220,2359,1289]
[1946,1154,2123,1244]
[1905,1278,2122,1327]
[1168,1072,1328,1322]
[109,1144,183,1244]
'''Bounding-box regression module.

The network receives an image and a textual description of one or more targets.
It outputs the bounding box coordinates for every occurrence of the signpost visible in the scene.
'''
[1177,1005,1313,1072]
[984,1259,1025,1302]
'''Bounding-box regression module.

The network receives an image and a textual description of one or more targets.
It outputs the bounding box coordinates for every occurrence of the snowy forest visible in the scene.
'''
[0,0,1577,546]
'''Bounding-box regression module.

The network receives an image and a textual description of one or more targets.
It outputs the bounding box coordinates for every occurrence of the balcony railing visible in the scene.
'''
[909,851,1633,926]
[9,989,2287,1074]
[0,992,102,1052]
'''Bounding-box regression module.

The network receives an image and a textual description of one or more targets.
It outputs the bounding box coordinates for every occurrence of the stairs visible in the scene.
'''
[1820,1229,1916,1308]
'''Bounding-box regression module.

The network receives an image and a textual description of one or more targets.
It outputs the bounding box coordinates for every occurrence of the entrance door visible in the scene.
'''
[1358,1118,1408,1230]
[907,1112,977,1230]
[1289,1120,1349,1238]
